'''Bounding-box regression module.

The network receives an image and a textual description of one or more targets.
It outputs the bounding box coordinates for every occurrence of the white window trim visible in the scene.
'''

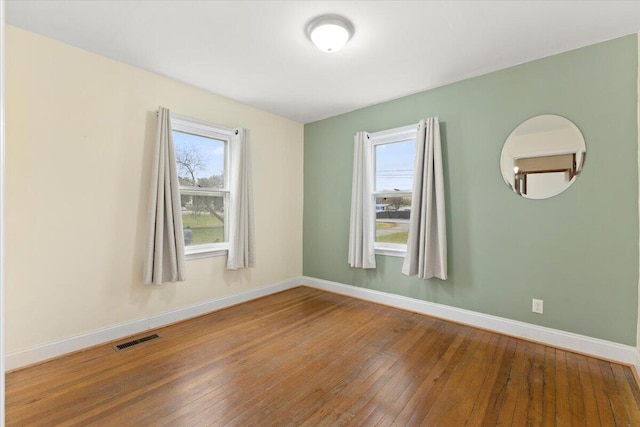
[369,124,417,145]
[171,113,233,259]
[375,243,408,258]
[370,123,418,257]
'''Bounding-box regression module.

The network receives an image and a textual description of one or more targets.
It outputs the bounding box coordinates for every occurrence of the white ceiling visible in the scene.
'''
[6,1,640,124]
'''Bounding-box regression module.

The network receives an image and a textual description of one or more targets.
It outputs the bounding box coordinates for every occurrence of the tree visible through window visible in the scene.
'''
[171,115,232,255]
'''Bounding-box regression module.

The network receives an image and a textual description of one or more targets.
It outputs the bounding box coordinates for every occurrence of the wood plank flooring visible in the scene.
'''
[7,287,640,426]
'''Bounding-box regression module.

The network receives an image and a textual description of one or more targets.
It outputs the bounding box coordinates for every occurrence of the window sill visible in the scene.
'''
[185,247,228,260]
[375,247,406,258]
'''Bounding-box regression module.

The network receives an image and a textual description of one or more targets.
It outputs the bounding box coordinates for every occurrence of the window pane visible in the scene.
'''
[173,130,226,188]
[375,139,415,192]
[181,194,226,246]
[375,195,411,244]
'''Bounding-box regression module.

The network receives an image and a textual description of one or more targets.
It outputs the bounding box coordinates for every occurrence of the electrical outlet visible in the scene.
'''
[532,299,544,314]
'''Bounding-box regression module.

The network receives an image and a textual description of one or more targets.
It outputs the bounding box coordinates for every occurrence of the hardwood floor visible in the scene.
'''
[7,287,640,426]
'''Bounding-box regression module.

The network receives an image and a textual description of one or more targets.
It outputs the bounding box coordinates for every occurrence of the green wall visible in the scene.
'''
[303,35,639,346]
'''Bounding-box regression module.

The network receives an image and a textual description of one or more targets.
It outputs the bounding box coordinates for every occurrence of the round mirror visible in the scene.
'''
[500,115,586,199]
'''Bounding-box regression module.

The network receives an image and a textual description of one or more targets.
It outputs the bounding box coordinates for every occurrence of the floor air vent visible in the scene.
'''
[114,333,160,352]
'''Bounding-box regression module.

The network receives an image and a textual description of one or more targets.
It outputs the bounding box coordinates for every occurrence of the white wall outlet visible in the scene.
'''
[532,299,544,314]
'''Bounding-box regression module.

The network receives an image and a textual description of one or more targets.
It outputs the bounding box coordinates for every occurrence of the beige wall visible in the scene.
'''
[4,26,304,354]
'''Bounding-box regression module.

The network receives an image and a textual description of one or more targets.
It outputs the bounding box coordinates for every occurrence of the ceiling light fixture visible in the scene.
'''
[306,14,354,53]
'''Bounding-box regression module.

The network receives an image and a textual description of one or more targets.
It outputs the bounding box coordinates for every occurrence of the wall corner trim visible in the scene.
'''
[302,276,640,368]
[633,348,640,386]
[636,30,640,375]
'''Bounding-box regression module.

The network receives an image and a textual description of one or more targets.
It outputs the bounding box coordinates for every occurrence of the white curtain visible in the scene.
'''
[227,128,256,270]
[143,107,186,285]
[348,131,376,269]
[402,118,447,280]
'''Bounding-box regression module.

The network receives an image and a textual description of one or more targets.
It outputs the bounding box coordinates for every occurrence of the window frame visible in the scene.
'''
[171,113,234,259]
[370,124,417,257]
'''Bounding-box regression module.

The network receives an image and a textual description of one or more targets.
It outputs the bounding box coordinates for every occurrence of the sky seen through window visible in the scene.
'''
[375,139,416,191]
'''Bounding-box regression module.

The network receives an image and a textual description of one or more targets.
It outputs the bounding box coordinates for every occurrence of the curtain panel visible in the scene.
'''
[347,131,376,269]
[401,117,447,280]
[226,128,256,270]
[143,107,187,285]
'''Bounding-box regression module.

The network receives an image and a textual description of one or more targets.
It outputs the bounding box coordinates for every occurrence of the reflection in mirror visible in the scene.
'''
[500,115,586,199]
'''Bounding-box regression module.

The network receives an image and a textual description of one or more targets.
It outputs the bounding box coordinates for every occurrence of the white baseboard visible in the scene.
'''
[633,349,640,380]
[7,275,640,376]
[5,278,300,371]
[302,276,640,371]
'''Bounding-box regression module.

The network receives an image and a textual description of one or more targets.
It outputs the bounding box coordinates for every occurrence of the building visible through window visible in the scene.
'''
[371,124,417,254]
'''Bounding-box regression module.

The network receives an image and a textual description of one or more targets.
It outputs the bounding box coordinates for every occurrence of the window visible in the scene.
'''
[171,114,233,258]
[371,124,417,256]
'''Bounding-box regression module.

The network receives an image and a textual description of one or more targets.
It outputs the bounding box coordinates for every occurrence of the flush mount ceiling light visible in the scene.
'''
[306,14,354,53]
